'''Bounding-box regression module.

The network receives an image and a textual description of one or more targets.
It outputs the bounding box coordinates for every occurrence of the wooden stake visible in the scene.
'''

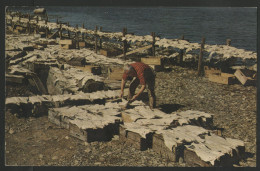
[99,26,102,49]
[67,22,70,39]
[226,39,231,46]
[95,25,98,53]
[45,27,48,38]
[59,23,62,39]
[45,15,48,24]
[82,23,85,29]
[197,37,205,76]
[76,32,79,49]
[178,35,184,65]
[123,27,127,60]
[151,32,156,56]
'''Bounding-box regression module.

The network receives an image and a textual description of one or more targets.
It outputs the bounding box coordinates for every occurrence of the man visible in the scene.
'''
[120,62,156,109]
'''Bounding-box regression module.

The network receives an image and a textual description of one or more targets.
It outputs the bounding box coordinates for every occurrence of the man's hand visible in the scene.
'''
[130,94,138,103]
[120,91,124,98]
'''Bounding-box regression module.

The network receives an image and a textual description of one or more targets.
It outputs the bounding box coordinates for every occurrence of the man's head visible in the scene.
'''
[123,64,134,74]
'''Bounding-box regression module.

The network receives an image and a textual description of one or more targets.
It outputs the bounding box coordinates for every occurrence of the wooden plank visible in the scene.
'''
[48,30,59,39]
[59,39,73,45]
[6,74,24,84]
[116,45,152,58]
[208,73,236,85]
[141,57,162,65]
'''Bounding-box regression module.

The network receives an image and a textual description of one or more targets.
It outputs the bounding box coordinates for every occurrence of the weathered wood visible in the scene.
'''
[6,74,24,84]
[123,27,128,60]
[226,39,231,46]
[48,30,59,39]
[116,45,152,58]
[151,32,156,56]
[141,57,162,65]
[197,37,205,76]
[78,41,86,48]
[95,26,98,53]
[204,66,221,78]
[48,104,122,142]
[59,39,74,45]
[119,123,152,151]
[234,69,256,86]
[99,26,103,49]
[184,133,245,166]
[208,72,237,85]
[108,67,124,80]
[100,49,121,57]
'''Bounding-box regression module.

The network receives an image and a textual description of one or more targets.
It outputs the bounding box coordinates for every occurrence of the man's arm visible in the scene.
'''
[120,79,126,97]
[130,84,146,102]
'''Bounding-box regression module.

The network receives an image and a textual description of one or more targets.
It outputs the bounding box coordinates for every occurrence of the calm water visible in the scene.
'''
[7,7,257,51]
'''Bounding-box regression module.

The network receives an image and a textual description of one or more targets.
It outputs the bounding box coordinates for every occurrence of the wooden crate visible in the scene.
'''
[100,49,121,57]
[108,67,124,80]
[69,122,115,142]
[234,69,256,86]
[78,41,86,48]
[141,57,162,65]
[119,125,149,151]
[152,133,176,162]
[204,66,221,78]
[208,73,237,85]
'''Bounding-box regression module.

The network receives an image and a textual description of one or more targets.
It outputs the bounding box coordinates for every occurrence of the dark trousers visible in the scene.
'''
[127,68,156,108]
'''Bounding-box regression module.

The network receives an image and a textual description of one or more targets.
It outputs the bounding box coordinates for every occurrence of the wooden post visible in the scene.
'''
[99,26,102,49]
[56,18,59,24]
[178,35,184,65]
[197,37,205,76]
[76,32,79,49]
[45,27,48,38]
[67,22,70,39]
[95,25,98,53]
[151,32,156,56]
[82,23,84,29]
[59,23,62,39]
[45,15,48,24]
[226,39,231,46]
[36,16,39,24]
[123,27,127,60]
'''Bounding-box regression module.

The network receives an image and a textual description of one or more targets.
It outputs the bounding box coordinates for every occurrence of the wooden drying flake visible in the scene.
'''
[119,124,152,151]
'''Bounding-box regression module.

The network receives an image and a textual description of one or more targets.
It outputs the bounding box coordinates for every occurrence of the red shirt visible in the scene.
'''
[122,62,151,85]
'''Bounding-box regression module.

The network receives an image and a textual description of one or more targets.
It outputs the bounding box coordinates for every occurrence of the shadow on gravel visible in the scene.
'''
[158,104,185,114]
